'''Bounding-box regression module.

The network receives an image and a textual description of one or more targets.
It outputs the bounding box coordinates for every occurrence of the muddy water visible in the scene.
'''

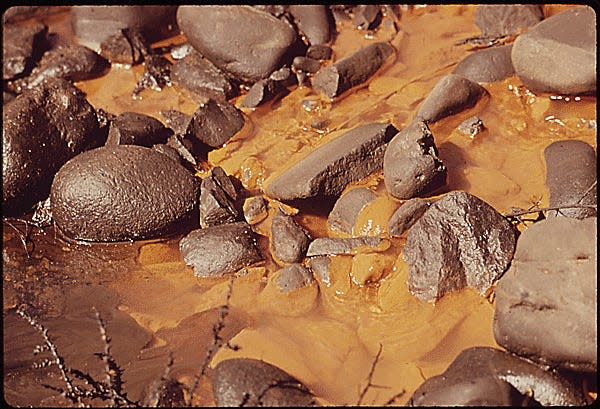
[3,5,597,407]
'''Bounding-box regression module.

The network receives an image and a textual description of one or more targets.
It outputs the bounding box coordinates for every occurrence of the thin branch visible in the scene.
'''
[383,389,406,406]
[142,352,175,407]
[576,181,597,204]
[357,343,384,406]
[503,204,596,218]
[4,219,31,258]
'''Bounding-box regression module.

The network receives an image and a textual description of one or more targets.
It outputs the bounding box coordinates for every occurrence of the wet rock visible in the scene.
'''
[106,112,172,147]
[132,54,172,97]
[511,6,596,95]
[292,56,321,74]
[180,222,262,277]
[475,5,544,37]
[170,43,193,60]
[403,191,518,302]
[253,5,287,18]
[544,140,597,219]
[3,78,100,214]
[212,358,317,407]
[327,187,377,235]
[383,120,446,200]
[312,42,394,98]
[457,115,485,138]
[307,256,332,286]
[387,198,432,237]
[199,167,241,228]
[409,346,585,406]
[266,123,398,201]
[171,50,237,101]
[99,29,146,66]
[243,196,268,225]
[241,78,285,108]
[186,98,245,148]
[165,134,198,169]
[306,44,332,60]
[50,145,200,242]
[288,5,332,45]
[352,5,382,30]
[453,44,514,83]
[306,236,384,257]
[177,6,301,83]
[160,110,192,136]
[271,211,311,264]
[415,74,488,123]
[3,22,48,80]
[275,264,314,293]
[494,216,597,372]
[151,144,181,163]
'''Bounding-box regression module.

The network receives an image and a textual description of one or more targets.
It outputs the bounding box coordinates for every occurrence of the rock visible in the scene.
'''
[106,112,172,147]
[403,191,518,302]
[306,236,385,257]
[180,222,262,277]
[327,187,377,235]
[275,264,314,293]
[170,43,193,60]
[271,211,311,264]
[151,143,181,163]
[199,167,241,228]
[265,123,398,201]
[212,358,317,407]
[352,5,382,30]
[415,74,488,123]
[307,256,332,286]
[409,346,585,406]
[544,140,596,219]
[160,110,192,136]
[165,134,198,169]
[50,145,200,242]
[240,78,284,108]
[387,198,432,237]
[292,56,321,74]
[243,196,268,225]
[2,22,48,80]
[306,44,332,60]
[99,29,146,66]
[3,78,100,214]
[511,6,596,95]
[132,54,172,97]
[171,50,237,101]
[253,5,287,18]
[186,98,245,148]
[288,5,332,45]
[177,6,301,83]
[457,115,485,138]
[383,120,447,200]
[453,44,514,83]
[474,5,544,37]
[494,217,597,372]
[312,42,394,98]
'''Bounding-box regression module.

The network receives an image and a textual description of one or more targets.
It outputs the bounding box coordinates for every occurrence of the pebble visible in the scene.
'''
[243,196,268,225]
[327,187,377,235]
[271,211,311,264]
[186,98,245,148]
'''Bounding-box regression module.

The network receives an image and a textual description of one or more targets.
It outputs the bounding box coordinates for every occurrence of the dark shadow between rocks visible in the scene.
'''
[436,141,471,193]
[283,196,337,218]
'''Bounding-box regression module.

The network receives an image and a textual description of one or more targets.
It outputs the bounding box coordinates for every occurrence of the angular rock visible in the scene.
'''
[177,6,301,83]
[312,42,394,98]
[511,6,596,95]
[383,120,446,200]
[3,78,100,214]
[409,347,585,406]
[494,217,597,372]
[99,29,146,66]
[106,112,172,147]
[475,5,544,37]
[132,54,172,97]
[453,44,514,83]
[288,5,332,45]
[199,167,241,228]
[160,109,192,136]
[186,98,245,148]
[544,140,596,219]
[415,74,488,123]
[2,22,48,80]
[387,198,432,237]
[151,143,181,163]
[180,222,262,277]
[457,115,485,138]
[265,123,398,201]
[243,196,268,225]
[306,236,384,257]
[212,358,317,407]
[306,44,333,61]
[275,264,314,293]
[307,256,332,286]
[50,145,200,242]
[327,187,377,235]
[292,56,321,74]
[271,211,311,264]
[240,78,284,108]
[166,134,198,168]
[403,191,518,302]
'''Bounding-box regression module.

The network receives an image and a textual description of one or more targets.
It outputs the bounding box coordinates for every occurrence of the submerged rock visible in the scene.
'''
[275,264,315,293]
[327,187,377,235]
[307,256,332,286]
[106,111,172,147]
[306,236,385,257]
[453,44,514,83]
[474,4,544,37]
[271,211,311,264]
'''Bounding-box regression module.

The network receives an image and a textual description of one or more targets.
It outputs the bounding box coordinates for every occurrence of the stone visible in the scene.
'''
[165,134,198,169]
[265,123,398,201]
[327,187,377,235]
[132,54,172,97]
[212,358,317,407]
[199,167,241,228]
[275,264,314,293]
[271,211,311,264]
[243,196,268,225]
[403,191,518,302]
[312,42,394,98]
[50,145,200,242]
[475,5,544,37]
[453,44,514,83]
[186,98,245,148]
[415,74,488,123]
[306,236,385,257]
[288,5,332,45]
[240,78,284,108]
[511,6,596,95]
[99,29,146,66]
[457,115,485,138]
[2,22,48,80]
[180,222,262,277]
[307,256,332,286]
[160,110,192,136]
[387,198,432,237]
[170,43,193,60]
[383,120,447,200]
[494,217,597,372]
[292,56,321,74]
[177,6,302,83]
[306,44,332,61]
[544,140,596,219]
[352,5,382,30]
[106,112,172,147]
[3,78,100,214]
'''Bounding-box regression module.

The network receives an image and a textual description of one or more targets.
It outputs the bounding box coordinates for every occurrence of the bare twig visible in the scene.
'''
[503,203,596,218]
[576,181,597,204]
[142,353,175,407]
[4,219,31,258]
[383,389,406,406]
[357,343,384,406]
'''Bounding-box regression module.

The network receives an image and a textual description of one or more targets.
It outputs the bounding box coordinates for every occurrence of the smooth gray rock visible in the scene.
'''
[475,5,544,37]
[186,98,245,148]
[275,264,314,293]
[106,112,172,147]
[327,187,377,235]
[199,167,241,228]
[453,44,514,83]
[307,256,332,286]
[306,236,384,257]
[387,198,432,237]
[288,5,332,45]
[271,211,311,264]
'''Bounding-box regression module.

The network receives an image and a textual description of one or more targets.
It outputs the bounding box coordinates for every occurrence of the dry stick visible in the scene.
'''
[383,389,406,406]
[357,343,384,406]
[576,180,597,204]
[93,308,118,407]
[503,203,596,218]
[143,352,175,407]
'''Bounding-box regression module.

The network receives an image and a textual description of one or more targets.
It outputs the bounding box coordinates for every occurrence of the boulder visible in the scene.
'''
[327,187,377,235]
[271,211,311,264]
[453,44,514,83]
[474,5,544,37]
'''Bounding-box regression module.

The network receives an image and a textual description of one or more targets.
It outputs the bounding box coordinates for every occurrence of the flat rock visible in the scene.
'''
[200,167,241,228]
[106,112,172,147]
[288,5,332,45]
[265,123,398,201]
[475,5,544,37]
[453,44,514,83]
[50,145,200,242]
[271,211,311,264]
[275,264,314,293]
[186,98,245,148]
[180,222,262,277]
[212,358,317,406]
[494,217,597,372]
[383,120,446,200]
[177,6,301,83]
[327,187,377,235]
[243,196,268,225]
[2,22,48,80]
[306,236,384,257]
[3,78,100,214]
[511,6,596,95]
[415,74,488,123]
[409,346,585,406]
[403,191,518,302]
[387,198,432,237]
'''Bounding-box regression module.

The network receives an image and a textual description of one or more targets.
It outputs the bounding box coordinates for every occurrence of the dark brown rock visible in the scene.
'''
[288,5,332,45]
[2,22,48,80]
[166,134,198,169]
[387,198,432,237]
[403,191,518,302]
[199,167,241,228]
[494,217,597,372]
[475,5,544,37]
[265,123,398,201]
[306,44,332,60]
[352,5,382,30]
[453,44,514,83]
[306,236,384,257]
[161,110,193,136]
[383,120,446,200]
[106,112,172,147]
[132,54,172,97]
[271,211,311,264]
[99,29,146,66]
[240,78,284,108]
[292,56,321,74]
[186,98,245,148]
[327,187,377,235]
[275,264,314,293]
[180,222,262,277]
